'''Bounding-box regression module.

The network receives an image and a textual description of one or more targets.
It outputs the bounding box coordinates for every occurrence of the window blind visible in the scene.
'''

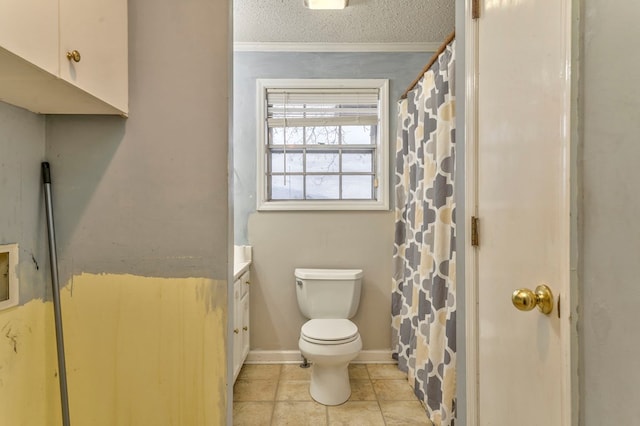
[266,88,380,127]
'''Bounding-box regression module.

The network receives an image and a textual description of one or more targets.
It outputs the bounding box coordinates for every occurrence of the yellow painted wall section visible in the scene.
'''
[62,273,227,426]
[0,273,228,426]
[0,300,56,426]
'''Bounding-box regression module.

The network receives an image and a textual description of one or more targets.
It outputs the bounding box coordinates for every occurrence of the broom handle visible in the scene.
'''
[42,162,71,426]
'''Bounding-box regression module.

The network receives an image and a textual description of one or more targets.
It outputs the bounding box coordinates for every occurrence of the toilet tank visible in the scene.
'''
[295,268,363,319]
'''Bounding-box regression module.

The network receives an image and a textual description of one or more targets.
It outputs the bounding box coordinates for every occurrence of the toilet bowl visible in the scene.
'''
[294,268,364,406]
[298,318,362,405]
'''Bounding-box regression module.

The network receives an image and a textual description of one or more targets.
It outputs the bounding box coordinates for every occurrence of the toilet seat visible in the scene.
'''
[301,319,359,345]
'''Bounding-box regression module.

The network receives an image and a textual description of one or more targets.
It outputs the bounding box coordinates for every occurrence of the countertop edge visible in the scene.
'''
[233,261,251,281]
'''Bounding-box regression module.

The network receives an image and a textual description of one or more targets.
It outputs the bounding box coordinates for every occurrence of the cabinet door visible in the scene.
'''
[240,292,250,361]
[59,0,127,112]
[241,271,250,298]
[0,0,58,74]
[233,279,242,382]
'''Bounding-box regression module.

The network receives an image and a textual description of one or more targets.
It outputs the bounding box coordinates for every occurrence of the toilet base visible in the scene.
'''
[299,333,362,406]
[309,363,351,406]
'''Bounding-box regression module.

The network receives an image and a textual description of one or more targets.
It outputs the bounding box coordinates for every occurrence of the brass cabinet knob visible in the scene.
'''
[66,50,81,62]
[243,326,248,331]
[245,280,250,285]
[233,328,239,334]
[512,284,554,315]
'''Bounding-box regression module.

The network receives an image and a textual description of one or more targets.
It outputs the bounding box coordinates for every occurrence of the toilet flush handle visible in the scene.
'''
[297,280,303,287]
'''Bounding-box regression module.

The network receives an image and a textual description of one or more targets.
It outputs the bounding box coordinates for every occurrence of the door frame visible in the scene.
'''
[462,0,579,424]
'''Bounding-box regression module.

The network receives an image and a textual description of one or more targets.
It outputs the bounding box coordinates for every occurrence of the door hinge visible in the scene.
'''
[471,216,479,246]
[472,0,480,19]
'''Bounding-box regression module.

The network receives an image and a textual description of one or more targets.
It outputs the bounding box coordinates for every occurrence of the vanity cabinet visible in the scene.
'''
[0,0,128,115]
[233,270,250,382]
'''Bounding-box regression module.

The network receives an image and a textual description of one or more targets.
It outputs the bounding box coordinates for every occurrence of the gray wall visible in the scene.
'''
[580,0,640,423]
[45,0,229,283]
[234,51,431,351]
[1,0,230,292]
[248,212,394,350]
[234,51,430,244]
[0,103,47,302]
[0,0,231,423]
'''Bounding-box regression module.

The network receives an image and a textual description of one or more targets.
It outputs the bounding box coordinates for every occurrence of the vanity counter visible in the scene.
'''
[234,261,251,281]
[233,245,252,280]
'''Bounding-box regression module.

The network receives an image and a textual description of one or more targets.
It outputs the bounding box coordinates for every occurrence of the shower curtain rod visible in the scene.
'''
[400,31,455,100]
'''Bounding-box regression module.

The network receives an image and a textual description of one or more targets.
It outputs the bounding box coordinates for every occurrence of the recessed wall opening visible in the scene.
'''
[0,251,8,302]
[0,243,19,310]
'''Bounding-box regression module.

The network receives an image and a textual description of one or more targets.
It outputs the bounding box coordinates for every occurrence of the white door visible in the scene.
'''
[469,0,573,424]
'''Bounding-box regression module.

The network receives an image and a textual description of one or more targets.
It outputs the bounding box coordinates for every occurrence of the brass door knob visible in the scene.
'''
[512,284,554,315]
[66,50,81,62]
[233,328,239,334]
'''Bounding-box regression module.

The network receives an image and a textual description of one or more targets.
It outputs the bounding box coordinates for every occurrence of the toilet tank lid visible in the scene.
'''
[295,268,363,280]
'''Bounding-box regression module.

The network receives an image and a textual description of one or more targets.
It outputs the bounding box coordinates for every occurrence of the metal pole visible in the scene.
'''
[42,162,71,426]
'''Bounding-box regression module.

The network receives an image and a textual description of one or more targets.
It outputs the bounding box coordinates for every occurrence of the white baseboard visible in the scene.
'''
[245,350,396,365]
[353,350,395,364]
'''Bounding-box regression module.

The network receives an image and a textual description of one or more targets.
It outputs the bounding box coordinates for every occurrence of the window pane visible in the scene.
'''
[270,175,304,200]
[306,175,339,199]
[306,152,339,173]
[342,152,373,173]
[270,152,304,173]
[271,127,304,145]
[342,175,373,199]
[306,126,340,145]
[342,126,375,145]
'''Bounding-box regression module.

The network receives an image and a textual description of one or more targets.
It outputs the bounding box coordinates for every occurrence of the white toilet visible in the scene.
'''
[295,268,363,406]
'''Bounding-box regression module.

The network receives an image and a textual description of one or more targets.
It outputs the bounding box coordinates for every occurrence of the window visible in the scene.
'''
[256,79,389,211]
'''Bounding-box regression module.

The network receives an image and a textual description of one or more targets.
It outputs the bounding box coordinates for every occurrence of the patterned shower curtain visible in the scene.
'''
[392,40,456,426]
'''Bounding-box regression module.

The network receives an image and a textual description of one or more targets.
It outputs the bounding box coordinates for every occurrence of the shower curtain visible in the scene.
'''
[392,40,456,426]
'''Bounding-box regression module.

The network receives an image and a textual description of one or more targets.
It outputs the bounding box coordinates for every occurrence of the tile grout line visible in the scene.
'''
[366,364,389,426]
[269,364,282,426]
[325,404,329,426]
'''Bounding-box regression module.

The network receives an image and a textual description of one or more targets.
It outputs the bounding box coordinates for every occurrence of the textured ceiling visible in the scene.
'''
[233,0,455,43]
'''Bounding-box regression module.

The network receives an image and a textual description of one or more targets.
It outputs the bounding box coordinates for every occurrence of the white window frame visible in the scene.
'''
[256,78,389,211]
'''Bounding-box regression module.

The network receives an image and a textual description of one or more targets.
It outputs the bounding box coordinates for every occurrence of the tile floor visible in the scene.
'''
[233,363,433,425]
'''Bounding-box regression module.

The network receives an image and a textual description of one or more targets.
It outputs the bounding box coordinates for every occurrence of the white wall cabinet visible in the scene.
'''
[233,270,250,383]
[0,0,58,76]
[0,0,128,115]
